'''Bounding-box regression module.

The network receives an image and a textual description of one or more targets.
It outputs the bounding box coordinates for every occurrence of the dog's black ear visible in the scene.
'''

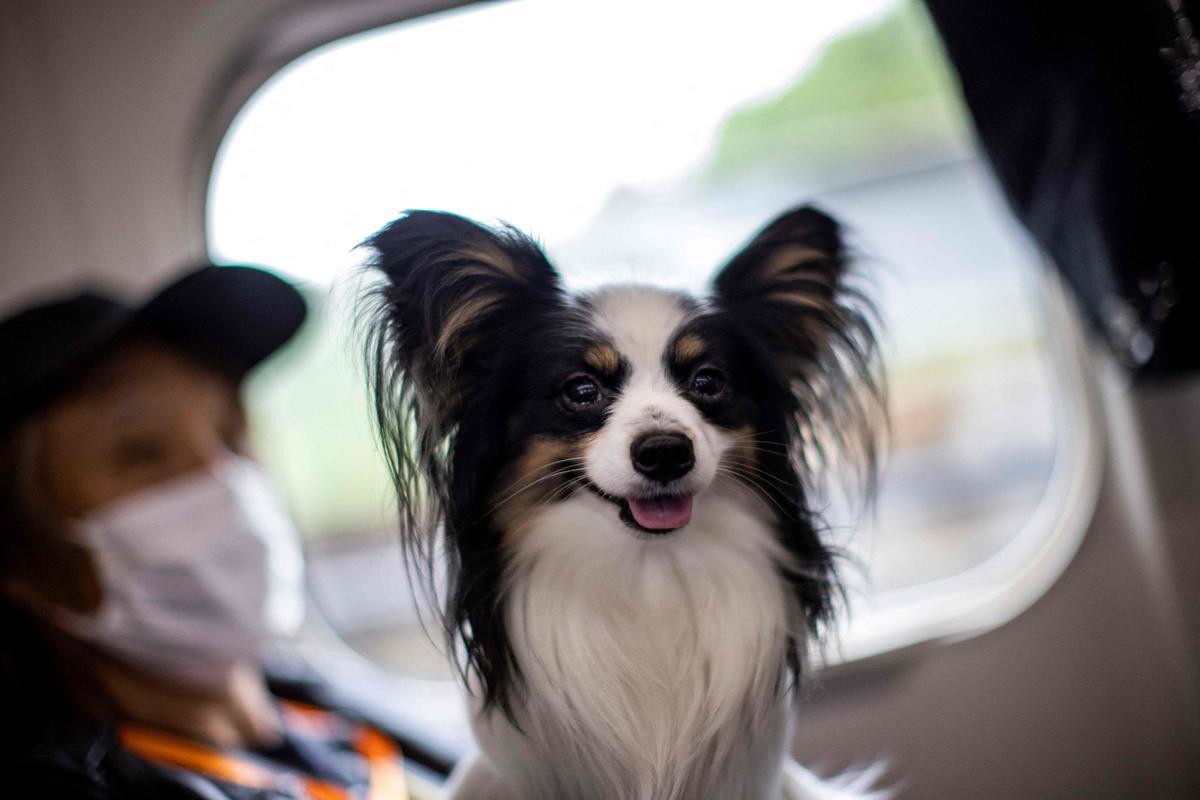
[363,210,563,432]
[713,206,856,364]
[712,205,883,489]
[362,212,563,714]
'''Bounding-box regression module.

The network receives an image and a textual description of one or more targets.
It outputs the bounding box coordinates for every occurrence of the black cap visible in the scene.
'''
[0,265,307,430]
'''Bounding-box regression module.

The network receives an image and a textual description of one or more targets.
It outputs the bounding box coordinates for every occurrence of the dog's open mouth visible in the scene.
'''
[586,483,693,533]
[626,495,693,531]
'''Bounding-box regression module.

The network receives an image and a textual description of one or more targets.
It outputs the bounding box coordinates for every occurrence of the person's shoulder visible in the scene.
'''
[2,722,117,798]
[2,721,198,800]
[3,764,110,798]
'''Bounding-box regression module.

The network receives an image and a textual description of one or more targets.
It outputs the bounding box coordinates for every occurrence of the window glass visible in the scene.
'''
[210,0,1058,676]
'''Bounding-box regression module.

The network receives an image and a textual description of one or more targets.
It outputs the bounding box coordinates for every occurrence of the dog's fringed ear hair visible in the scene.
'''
[360,210,563,603]
[362,212,563,712]
[712,205,884,496]
[363,210,563,437]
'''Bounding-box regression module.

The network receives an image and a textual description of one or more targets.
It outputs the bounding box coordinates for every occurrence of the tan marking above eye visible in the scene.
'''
[583,344,621,375]
[673,333,706,364]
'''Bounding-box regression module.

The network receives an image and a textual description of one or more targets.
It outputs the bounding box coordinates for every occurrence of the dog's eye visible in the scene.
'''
[689,367,726,398]
[562,375,602,408]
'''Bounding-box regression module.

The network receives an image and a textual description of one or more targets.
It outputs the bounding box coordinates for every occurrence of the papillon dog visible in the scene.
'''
[361,206,886,800]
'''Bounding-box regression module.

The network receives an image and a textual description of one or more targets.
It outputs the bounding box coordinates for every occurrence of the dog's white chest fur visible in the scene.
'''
[465,484,805,800]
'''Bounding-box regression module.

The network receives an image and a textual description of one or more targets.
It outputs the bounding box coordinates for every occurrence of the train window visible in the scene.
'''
[208,0,1077,678]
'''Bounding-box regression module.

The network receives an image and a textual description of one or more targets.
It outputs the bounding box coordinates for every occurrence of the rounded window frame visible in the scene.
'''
[195,0,1102,680]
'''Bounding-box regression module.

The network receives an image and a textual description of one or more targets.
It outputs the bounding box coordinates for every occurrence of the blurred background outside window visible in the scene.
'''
[209,0,1059,680]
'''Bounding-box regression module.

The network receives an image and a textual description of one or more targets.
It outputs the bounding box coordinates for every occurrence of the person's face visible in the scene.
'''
[41,339,247,518]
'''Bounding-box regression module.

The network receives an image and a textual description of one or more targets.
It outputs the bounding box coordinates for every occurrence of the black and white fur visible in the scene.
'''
[362,206,886,800]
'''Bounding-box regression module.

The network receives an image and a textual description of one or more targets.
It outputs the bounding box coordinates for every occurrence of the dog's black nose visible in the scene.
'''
[631,432,695,483]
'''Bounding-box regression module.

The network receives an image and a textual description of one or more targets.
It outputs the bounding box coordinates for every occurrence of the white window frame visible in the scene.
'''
[199,0,1103,685]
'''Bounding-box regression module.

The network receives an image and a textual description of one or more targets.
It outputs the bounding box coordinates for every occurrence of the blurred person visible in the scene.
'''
[0,266,411,799]
[923,0,1200,377]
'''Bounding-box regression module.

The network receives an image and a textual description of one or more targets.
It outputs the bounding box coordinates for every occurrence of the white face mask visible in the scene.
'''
[49,455,306,688]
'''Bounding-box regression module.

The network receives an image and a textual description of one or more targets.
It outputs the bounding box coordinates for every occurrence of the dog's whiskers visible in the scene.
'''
[487,463,587,516]
[717,465,792,518]
[721,459,794,491]
[498,473,591,531]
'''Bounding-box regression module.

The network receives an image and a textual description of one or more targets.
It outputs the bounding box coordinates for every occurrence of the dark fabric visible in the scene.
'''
[0,264,307,430]
[266,664,456,777]
[923,0,1200,377]
[0,626,446,798]
[0,702,387,799]
[4,723,216,800]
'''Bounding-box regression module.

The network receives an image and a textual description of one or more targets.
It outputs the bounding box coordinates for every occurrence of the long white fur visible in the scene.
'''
[447,288,883,799]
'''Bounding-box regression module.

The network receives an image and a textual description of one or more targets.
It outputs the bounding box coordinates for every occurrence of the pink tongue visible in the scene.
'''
[627,495,693,530]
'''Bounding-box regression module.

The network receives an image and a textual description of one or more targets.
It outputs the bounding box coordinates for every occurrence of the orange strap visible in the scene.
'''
[119,705,409,800]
